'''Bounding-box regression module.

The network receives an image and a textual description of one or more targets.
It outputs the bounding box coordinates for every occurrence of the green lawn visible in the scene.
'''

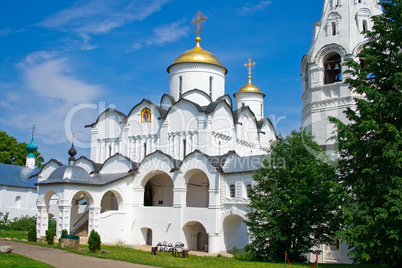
[0,252,54,268]
[0,230,29,240]
[0,231,389,268]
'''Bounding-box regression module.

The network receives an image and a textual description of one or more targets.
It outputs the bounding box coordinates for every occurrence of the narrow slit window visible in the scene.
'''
[183,139,186,157]
[144,143,147,158]
[332,22,337,36]
[209,76,213,97]
[229,184,235,198]
[363,20,368,32]
[246,184,252,197]
[179,76,183,97]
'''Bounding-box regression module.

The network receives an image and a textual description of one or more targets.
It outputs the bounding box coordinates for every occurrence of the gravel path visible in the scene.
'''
[0,240,159,268]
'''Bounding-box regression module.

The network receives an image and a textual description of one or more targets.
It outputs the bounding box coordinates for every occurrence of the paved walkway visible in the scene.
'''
[0,240,158,268]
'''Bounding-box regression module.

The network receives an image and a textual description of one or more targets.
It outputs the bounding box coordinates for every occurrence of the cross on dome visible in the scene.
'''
[192,11,208,37]
[244,58,256,83]
[31,124,36,137]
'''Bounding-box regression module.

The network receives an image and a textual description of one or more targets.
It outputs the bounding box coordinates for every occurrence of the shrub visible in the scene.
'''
[0,212,9,230]
[45,229,55,245]
[88,229,101,252]
[59,229,68,245]
[27,227,37,242]
[8,215,36,231]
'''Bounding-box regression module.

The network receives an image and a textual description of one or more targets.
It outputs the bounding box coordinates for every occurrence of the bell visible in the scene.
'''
[334,63,341,70]
[325,64,332,71]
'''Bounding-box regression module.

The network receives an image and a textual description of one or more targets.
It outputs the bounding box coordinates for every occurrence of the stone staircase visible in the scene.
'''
[72,220,88,237]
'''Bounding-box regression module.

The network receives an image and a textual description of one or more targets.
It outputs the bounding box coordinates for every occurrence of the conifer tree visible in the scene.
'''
[329,1,402,266]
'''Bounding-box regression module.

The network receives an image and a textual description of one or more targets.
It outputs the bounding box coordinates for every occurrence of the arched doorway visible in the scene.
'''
[70,191,92,236]
[183,221,207,251]
[147,229,153,246]
[42,191,58,236]
[186,170,209,208]
[197,232,204,250]
[143,172,173,207]
[223,214,249,251]
[140,227,153,246]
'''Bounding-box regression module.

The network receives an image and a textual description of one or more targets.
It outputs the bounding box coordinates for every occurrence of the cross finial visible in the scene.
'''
[244,58,256,83]
[192,11,208,37]
[72,133,75,143]
[31,124,36,137]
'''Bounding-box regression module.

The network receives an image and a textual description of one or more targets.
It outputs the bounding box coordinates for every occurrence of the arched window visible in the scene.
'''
[179,76,183,97]
[246,184,252,197]
[324,54,342,84]
[332,22,337,36]
[141,108,151,123]
[229,184,235,198]
[363,20,368,32]
[15,196,21,208]
[209,76,213,97]
[261,104,263,117]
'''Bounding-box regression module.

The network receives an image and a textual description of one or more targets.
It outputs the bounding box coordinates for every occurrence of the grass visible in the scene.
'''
[0,230,29,240]
[0,231,389,268]
[0,252,54,268]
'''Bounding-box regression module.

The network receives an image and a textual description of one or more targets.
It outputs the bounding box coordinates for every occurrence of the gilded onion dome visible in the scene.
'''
[168,36,227,74]
[235,58,265,96]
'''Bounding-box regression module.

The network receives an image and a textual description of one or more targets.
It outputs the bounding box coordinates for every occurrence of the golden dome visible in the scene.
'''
[238,81,264,95]
[235,81,265,97]
[234,58,265,96]
[168,37,227,74]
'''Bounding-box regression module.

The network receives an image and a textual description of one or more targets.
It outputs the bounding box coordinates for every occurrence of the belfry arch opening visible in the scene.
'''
[143,172,173,207]
[324,53,342,84]
[186,169,209,208]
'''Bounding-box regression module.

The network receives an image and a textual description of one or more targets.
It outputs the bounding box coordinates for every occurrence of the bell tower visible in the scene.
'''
[301,0,382,150]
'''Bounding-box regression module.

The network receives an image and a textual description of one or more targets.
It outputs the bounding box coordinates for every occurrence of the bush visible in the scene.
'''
[88,229,101,252]
[8,215,36,231]
[59,229,68,245]
[27,227,37,242]
[45,229,55,245]
[0,212,10,230]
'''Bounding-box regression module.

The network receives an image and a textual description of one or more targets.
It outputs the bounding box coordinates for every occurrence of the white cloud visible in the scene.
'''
[0,51,104,153]
[130,20,189,51]
[239,1,272,15]
[37,0,170,49]
[18,51,102,104]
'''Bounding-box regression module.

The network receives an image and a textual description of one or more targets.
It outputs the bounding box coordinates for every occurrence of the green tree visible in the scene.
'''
[0,130,44,167]
[329,1,402,266]
[88,229,101,252]
[245,130,341,262]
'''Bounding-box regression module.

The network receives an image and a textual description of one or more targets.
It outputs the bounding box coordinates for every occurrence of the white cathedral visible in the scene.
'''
[30,0,382,262]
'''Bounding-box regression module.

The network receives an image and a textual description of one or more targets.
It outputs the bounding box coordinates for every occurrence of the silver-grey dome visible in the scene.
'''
[47,165,92,183]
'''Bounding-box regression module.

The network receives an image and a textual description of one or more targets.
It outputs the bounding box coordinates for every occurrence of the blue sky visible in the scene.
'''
[0,0,324,163]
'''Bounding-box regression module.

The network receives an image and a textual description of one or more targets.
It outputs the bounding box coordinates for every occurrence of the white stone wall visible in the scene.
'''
[168,63,225,102]
[0,186,38,219]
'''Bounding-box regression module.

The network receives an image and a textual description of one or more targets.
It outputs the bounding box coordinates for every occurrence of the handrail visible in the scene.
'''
[73,211,89,227]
